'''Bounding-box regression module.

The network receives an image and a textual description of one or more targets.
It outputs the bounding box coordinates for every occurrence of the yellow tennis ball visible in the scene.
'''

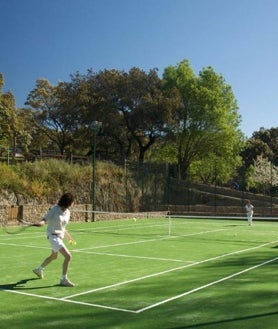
[133,217,137,222]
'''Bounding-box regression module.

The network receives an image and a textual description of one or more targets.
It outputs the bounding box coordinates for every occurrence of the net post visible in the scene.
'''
[167,210,171,236]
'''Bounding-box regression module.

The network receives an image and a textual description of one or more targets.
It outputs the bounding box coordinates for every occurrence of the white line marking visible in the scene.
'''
[2,255,277,314]
[63,240,278,300]
[1,289,137,313]
[136,256,278,313]
[75,228,227,251]
[0,228,226,255]
[0,242,49,250]
[73,250,188,263]
[2,225,278,313]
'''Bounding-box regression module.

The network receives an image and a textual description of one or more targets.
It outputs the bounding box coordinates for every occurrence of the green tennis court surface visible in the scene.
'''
[1,217,278,328]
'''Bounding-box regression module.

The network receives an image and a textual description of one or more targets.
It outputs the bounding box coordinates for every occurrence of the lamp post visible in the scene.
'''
[89,121,102,221]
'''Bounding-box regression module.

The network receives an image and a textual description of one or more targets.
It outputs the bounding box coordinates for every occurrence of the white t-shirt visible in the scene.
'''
[245,204,254,215]
[44,205,70,239]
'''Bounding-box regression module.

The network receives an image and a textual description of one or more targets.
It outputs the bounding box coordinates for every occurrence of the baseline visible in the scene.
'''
[137,256,278,313]
[64,239,278,299]
[2,255,277,314]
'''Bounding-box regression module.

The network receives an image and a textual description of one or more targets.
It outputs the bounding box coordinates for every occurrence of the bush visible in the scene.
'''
[0,159,142,209]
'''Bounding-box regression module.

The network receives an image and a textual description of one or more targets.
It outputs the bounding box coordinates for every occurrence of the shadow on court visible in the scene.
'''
[0,278,60,290]
[168,311,278,328]
[224,224,242,227]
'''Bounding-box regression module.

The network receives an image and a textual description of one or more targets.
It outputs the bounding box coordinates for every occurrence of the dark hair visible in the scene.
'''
[58,192,75,208]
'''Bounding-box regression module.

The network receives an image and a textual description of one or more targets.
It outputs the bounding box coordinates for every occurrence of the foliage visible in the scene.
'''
[0,163,23,190]
[162,60,243,179]
[0,74,17,147]
[4,62,278,192]
[251,127,278,165]
[240,137,272,168]
[189,154,242,185]
[0,159,144,209]
[13,59,243,185]
[240,127,278,191]
[25,79,80,154]
[68,67,178,165]
[13,159,92,202]
[247,155,278,193]
[0,75,34,158]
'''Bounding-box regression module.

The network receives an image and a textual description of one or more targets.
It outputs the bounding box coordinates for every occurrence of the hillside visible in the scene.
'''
[0,159,277,218]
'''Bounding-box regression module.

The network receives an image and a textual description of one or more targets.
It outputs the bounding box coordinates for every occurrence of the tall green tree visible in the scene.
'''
[0,74,19,154]
[240,137,272,169]
[67,69,126,161]
[114,67,175,165]
[162,59,243,181]
[79,67,176,165]
[26,79,80,155]
[240,128,278,191]
[252,127,278,164]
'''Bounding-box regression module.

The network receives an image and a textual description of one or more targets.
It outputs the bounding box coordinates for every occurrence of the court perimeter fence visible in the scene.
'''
[1,162,278,222]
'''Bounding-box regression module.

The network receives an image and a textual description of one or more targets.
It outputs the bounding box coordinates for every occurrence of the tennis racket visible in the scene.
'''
[1,218,39,234]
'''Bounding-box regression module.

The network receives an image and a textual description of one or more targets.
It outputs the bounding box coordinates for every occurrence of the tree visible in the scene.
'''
[239,128,278,189]
[14,108,33,153]
[240,137,272,169]
[68,69,129,162]
[252,127,278,165]
[116,67,175,165]
[0,73,20,155]
[26,79,80,155]
[79,67,176,165]
[248,155,278,194]
[162,59,243,181]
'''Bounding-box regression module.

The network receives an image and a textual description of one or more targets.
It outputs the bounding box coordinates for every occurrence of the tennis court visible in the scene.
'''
[1,216,278,329]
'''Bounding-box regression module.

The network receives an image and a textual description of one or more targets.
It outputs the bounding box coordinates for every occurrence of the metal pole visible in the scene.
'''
[92,129,96,222]
[270,161,273,215]
[90,121,102,222]
[124,158,128,212]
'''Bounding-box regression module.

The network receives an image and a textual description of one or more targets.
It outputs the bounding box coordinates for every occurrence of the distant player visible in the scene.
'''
[245,200,254,226]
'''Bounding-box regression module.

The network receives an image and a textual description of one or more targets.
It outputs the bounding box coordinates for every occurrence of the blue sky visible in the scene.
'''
[1,0,278,138]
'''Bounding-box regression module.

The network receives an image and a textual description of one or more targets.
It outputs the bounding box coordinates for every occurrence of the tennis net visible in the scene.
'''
[69,209,169,237]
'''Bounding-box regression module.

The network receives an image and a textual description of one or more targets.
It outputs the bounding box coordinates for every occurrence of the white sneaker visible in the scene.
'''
[60,278,75,287]
[33,268,44,279]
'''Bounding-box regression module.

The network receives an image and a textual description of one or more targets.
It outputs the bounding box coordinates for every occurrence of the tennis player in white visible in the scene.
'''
[32,192,76,287]
[245,200,254,226]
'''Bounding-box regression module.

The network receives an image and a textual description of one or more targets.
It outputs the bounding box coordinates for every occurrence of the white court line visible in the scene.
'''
[63,239,278,299]
[1,289,137,314]
[2,228,278,313]
[0,228,226,253]
[2,254,277,314]
[0,242,49,250]
[73,250,189,263]
[75,228,227,251]
[136,256,278,313]
[0,234,45,241]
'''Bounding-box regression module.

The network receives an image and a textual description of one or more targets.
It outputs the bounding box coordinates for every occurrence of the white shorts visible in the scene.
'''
[48,234,65,252]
